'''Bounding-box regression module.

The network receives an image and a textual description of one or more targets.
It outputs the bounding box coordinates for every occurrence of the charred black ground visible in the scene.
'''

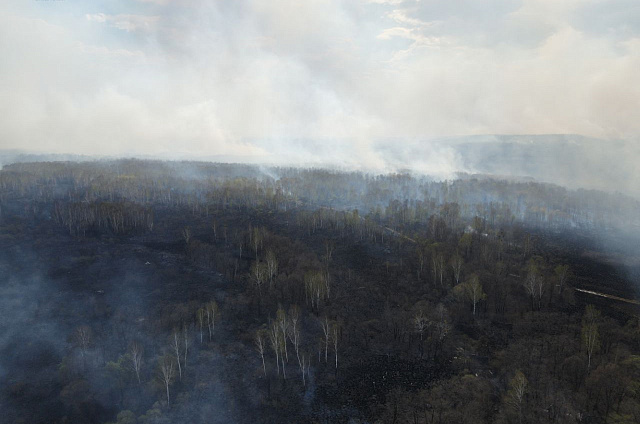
[1,160,640,424]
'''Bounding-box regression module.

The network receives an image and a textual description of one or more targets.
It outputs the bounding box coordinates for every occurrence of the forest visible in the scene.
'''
[1,159,640,424]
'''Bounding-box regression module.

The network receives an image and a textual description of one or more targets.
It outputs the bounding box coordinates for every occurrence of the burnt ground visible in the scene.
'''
[2,199,640,423]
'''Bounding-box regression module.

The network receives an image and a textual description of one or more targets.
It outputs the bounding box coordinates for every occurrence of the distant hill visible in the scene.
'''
[381,134,639,198]
[0,150,94,168]
[453,135,639,197]
[2,134,638,198]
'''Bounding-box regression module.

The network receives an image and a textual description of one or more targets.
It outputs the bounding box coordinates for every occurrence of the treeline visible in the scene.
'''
[1,160,639,235]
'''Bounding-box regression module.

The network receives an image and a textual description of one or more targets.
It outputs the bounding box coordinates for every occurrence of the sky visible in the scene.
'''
[1,0,639,169]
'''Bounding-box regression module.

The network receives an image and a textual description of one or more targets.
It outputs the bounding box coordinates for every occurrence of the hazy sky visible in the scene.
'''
[1,0,639,164]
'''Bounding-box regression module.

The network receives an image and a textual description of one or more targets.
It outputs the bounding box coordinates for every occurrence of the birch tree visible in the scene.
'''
[554,264,570,294]
[268,321,282,376]
[454,274,485,316]
[288,305,302,369]
[276,307,289,362]
[416,247,425,281]
[159,355,174,407]
[75,325,92,370]
[129,341,143,385]
[413,310,429,341]
[252,227,263,259]
[181,227,191,245]
[254,329,267,377]
[205,300,219,341]
[183,324,190,369]
[251,262,267,296]
[450,254,463,285]
[505,370,528,424]
[197,308,205,343]
[171,330,182,380]
[319,316,330,363]
[265,249,278,289]
[332,322,339,369]
[582,305,601,370]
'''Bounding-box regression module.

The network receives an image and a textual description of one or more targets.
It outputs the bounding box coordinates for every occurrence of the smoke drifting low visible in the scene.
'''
[1,0,640,188]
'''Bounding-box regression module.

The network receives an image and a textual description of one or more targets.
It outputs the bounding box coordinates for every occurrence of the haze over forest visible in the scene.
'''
[2,0,640,196]
[4,2,640,424]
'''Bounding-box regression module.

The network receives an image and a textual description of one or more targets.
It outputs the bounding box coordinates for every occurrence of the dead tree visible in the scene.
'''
[206,301,219,340]
[301,353,308,386]
[251,262,267,297]
[413,310,429,341]
[171,330,182,380]
[254,329,267,377]
[265,249,278,289]
[75,325,92,370]
[288,305,302,369]
[319,316,330,363]
[451,254,463,285]
[332,322,339,369]
[252,227,263,259]
[182,227,191,245]
[277,307,289,362]
[183,324,190,369]
[159,355,174,407]
[197,308,205,343]
[129,341,143,385]
[269,321,281,376]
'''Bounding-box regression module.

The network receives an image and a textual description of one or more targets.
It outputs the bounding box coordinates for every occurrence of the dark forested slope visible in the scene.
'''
[1,160,640,424]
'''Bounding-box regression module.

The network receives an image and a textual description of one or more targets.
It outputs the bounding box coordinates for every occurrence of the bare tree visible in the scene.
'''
[276,307,289,362]
[265,249,278,289]
[182,227,191,245]
[301,353,308,386]
[288,305,302,369]
[159,355,174,407]
[183,324,190,369]
[466,275,484,316]
[554,264,570,294]
[416,248,425,281]
[75,325,92,370]
[304,271,328,310]
[319,316,330,363]
[524,271,545,311]
[583,323,599,371]
[129,341,143,385]
[450,254,463,285]
[251,262,267,296]
[582,305,601,370]
[171,330,182,380]
[205,301,219,341]
[432,253,445,287]
[506,370,528,424]
[455,274,485,316]
[522,233,533,258]
[252,227,263,259]
[332,322,339,369]
[324,239,334,265]
[254,329,267,377]
[197,308,205,343]
[433,304,451,356]
[268,320,281,376]
[323,240,334,289]
[413,310,429,341]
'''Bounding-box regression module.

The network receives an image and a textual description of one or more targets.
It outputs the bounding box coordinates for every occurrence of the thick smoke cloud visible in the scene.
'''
[0,0,639,189]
